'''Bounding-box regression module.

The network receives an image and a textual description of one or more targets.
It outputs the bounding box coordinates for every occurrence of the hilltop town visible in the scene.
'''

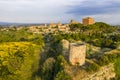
[0,17,120,80]
[0,17,95,33]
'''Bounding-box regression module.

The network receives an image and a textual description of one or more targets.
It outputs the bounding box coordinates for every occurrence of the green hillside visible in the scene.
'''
[0,22,120,80]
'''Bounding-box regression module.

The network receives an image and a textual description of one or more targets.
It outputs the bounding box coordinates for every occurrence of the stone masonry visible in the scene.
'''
[61,39,70,61]
[82,17,94,26]
[61,39,86,66]
[69,43,86,66]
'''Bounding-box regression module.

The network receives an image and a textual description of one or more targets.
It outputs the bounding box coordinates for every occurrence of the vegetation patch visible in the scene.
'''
[0,42,42,80]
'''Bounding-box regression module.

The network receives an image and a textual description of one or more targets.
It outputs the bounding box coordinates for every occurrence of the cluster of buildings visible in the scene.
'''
[28,23,70,34]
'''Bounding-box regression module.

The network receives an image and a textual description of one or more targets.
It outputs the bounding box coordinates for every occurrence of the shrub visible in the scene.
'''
[87,63,100,73]
[97,55,110,66]
[55,70,72,80]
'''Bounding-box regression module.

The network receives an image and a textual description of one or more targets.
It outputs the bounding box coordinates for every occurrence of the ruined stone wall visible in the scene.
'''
[81,64,115,80]
[69,43,86,66]
[61,39,70,61]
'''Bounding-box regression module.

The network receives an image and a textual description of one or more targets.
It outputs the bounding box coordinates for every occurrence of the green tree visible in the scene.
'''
[69,23,83,31]
[42,58,56,80]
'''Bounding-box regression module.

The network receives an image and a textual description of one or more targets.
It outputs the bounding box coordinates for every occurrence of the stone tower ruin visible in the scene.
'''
[61,39,86,66]
[69,43,86,66]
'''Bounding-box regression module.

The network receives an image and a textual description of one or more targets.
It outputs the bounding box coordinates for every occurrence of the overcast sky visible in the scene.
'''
[0,0,120,24]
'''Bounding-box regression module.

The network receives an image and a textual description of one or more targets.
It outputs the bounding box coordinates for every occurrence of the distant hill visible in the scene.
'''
[0,22,11,25]
[0,22,22,25]
[0,21,49,26]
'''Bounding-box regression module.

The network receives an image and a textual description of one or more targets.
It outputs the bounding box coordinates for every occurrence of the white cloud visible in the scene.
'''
[0,0,75,23]
[0,0,120,24]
